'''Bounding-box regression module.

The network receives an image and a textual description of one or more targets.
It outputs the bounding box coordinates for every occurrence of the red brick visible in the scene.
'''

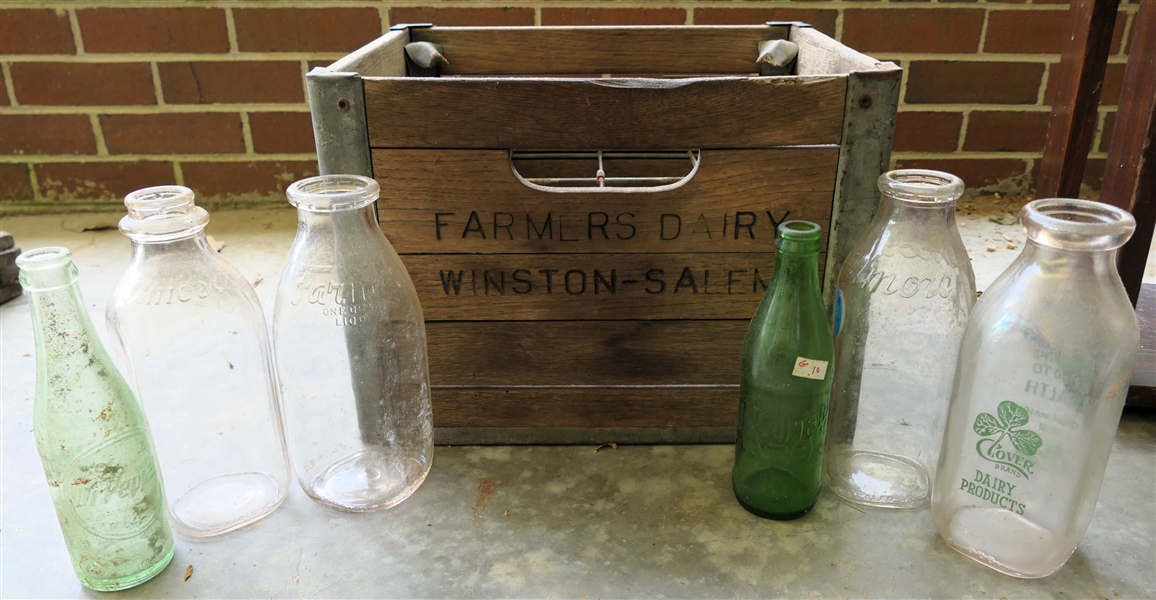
[159,62,303,104]
[0,163,34,201]
[0,9,75,55]
[894,158,1028,189]
[180,161,318,200]
[390,7,534,26]
[542,8,686,26]
[9,63,155,106]
[693,9,838,38]
[234,8,381,52]
[0,115,96,155]
[985,10,1127,54]
[36,161,174,202]
[1044,62,1125,105]
[77,8,228,53]
[906,61,1045,104]
[249,112,315,154]
[0,75,9,107]
[843,9,983,53]
[963,111,1050,152]
[100,113,244,155]
[894,112,964,152]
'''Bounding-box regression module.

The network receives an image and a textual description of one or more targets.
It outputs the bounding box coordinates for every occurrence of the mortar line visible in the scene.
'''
[977,4,991,56]
[0,53,351,64]
[240,111,255,154]
[172,162,185,186]
[67,8,85,55]
[149,62,166,105]
[28,164,42,202]
[0,154,318,164]
[1,63,17,106]
[89,114,109,155]
[1116,10,1134,57]
[0,104,313,115]
[1036,59,1051,106]
[377,5,390,30]
[534,7,541,27]
[957,110,970,153]
[224,7,240,54]
[684,2,694,26]
[834,7,843,41]
[1091,109,1108,155]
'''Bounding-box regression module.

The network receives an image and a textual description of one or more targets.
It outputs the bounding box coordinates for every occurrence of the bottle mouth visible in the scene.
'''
[121,185,209,241]
[16,246,79,290]
[15,246,73,271]
[878,169,965,205]
[776,220,823,253]
[1022,198,1136,251]
[286,175,379,212]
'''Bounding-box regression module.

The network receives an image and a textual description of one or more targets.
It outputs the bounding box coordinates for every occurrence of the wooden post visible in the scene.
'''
[1037,0,1120,199]
[1100,0,1156,309]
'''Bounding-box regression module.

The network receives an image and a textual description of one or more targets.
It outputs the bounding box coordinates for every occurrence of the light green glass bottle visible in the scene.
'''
[18,247,173,591]
[732,221,834,520]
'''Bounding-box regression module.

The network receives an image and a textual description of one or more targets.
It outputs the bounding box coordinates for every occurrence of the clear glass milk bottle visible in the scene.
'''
[18,247,174,591]
[824,169,976,509]
[931,199,1138,579]
[106,186,291,537]
[273,174,433,512]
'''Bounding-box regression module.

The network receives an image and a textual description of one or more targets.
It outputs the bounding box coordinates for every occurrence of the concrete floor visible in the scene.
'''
[1,206,1154,598]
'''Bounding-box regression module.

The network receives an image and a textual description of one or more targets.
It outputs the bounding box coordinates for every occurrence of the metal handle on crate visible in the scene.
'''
[510,150,701,194]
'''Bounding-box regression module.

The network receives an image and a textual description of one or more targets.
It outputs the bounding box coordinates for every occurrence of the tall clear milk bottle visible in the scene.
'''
[931,199,1139,578]
[273,174,433,512]
[824,169,976,509]
[106,186,291,537]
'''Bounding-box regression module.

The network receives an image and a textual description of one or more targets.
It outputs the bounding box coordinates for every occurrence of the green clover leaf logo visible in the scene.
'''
[973,401,1042,456]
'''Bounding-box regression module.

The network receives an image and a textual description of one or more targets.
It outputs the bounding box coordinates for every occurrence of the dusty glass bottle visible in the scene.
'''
[18,247,174,591]
[106,186,291,537]
[931,199,1138,578]
[824,169,976,509]
[733,221,834,520]
[273,174,433,512]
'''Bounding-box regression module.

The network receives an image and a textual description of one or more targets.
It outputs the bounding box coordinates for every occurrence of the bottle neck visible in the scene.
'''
[128,230,215,260]
[25,269,104,370]
[295,204,379,237]
[768,248,822,297]
[876,193,959,229]
[1018,238,1121,278]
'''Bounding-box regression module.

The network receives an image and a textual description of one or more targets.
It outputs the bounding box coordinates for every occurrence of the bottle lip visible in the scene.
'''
[286,175,379,212]
[121,185,209,241]
[776,220,823,254]
[878,169,965,205]
[1022,198,1136,251]
[15,246,73,271]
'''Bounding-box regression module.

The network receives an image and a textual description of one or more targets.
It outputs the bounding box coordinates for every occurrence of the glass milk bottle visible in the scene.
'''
[106,186,291,537]
[931,199,1138,578]
[273,174,433,512]
[18,247,174,591]
[824,169,976,509]
[732,221,834,520]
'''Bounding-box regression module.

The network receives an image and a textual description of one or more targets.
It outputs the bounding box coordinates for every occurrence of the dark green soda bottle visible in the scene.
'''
[732,221,834,520]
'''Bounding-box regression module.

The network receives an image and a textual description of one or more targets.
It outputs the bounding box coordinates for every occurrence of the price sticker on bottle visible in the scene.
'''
[792,357,829,380]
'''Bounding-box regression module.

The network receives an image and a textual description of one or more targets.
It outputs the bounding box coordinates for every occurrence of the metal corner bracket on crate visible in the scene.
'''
[308,23,902,445]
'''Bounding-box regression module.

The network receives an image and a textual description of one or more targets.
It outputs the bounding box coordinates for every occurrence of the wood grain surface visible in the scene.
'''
[427,320,748,386]
[431,387,738,428]
[403,251,823,320]
[410,25,790,76]
[363,76,846,149]
[328,28,409,77]
[373,148,838,253]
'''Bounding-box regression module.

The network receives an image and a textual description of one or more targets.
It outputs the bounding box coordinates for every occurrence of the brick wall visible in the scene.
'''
[0,1,1143,214]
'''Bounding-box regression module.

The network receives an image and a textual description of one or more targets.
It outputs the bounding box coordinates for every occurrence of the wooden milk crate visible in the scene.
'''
[308,24,901,444]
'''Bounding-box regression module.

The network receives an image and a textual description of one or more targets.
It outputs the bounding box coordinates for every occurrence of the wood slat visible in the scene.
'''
[432,387,738,428]
[410,25,789,76]
[328,29,409,77]
[372,148,838,253]
[403,252,820,320]
[363,76,847,149]
[1037,0,1120,199]
[427,320,747,386]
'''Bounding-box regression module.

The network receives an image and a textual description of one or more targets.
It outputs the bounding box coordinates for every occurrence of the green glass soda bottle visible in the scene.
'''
[18,247,174,591]
[732,221,834,520]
